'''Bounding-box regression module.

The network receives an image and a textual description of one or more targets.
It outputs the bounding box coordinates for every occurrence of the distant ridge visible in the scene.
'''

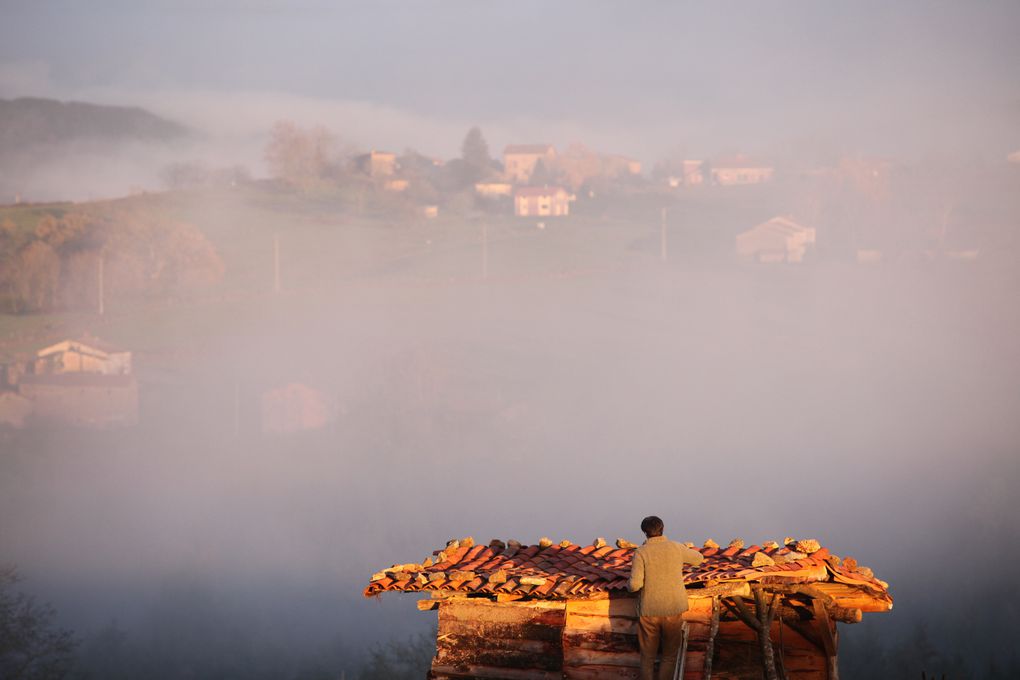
[0,97,189,154]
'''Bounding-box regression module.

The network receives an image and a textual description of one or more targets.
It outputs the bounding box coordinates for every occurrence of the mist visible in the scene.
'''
[1,2,1019,679]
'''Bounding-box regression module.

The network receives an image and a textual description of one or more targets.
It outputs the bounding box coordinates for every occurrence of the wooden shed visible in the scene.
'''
[364,536,892,680]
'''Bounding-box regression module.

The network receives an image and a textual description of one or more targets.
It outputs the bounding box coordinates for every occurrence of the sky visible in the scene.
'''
[1,1,1019,162]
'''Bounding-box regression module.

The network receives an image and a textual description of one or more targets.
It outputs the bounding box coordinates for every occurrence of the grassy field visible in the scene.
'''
[0,181,789,358]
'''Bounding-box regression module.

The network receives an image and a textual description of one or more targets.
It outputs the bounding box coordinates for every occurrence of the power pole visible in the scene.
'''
[482,222,489,280]
[97,249,105,315]
[660,207,668,261]
[273,233,281,294]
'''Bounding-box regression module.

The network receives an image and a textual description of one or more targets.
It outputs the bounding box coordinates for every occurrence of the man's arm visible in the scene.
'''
[628,551,645,592]
[681,545,705,567]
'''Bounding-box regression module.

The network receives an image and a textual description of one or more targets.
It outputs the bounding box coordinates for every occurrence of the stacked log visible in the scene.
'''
[430,598,566,680]
[429,593,836,680]
[561,596,716,679]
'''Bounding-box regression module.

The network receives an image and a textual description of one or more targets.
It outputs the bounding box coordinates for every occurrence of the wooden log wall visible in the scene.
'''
[561,596,717,680]
[428,594,837,680]
[430,598,566,680]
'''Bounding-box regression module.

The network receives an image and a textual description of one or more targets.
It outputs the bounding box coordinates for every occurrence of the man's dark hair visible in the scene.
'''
[640,516,664,537]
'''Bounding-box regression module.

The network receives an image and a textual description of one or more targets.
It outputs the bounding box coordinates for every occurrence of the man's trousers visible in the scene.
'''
[637,613,686,680]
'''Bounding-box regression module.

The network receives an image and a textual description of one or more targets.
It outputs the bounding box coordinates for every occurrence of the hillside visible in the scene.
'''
[0,97,188,155]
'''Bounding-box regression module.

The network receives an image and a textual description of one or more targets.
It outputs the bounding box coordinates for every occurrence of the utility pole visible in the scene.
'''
[660,207,668,262]
[482,222,489,280]
[97,249,105,315]
[273,233,281,294]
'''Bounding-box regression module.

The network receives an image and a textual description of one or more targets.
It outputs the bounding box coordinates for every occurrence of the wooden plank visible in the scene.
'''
[437,633,559,655]
[812,600,836,658]
[563,648,640,668]
[563,664,639,679]
[565,613,638,635]
[562,631,638,655]
[809,583,892,612]
[565,598,638,619]
[436,644,562,672]
[440,598,566,627]
[430,663,562,680]
[440,618,564,643]
[565,615,711,642]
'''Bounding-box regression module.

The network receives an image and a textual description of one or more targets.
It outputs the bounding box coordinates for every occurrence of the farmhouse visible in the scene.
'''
[355,150,398,177]
[34,337,132,376]
[710,156,775,186]
[736,217,817,264]
[504,144,557,183]
[514,186,571,217]
[365,535,891,680]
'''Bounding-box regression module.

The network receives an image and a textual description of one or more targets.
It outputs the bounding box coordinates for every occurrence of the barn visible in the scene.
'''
[364,535,892,680]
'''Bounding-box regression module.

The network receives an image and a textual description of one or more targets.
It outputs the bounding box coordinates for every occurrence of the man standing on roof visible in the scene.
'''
[629,515,705,680]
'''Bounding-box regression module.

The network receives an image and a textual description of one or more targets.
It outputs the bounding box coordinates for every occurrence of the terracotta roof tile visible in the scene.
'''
[364,537,891,606]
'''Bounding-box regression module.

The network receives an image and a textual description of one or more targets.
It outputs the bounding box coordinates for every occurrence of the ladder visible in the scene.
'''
[672,622,690,680]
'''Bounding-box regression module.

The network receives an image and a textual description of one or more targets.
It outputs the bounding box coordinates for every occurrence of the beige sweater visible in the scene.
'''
[628,535,705,617]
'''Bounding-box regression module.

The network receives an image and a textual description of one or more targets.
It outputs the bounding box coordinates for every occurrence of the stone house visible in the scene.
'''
[736,217,817,263]
[504,144,557,183]
[514,186,571,217]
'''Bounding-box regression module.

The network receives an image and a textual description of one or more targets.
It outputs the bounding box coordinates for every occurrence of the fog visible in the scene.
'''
[1,2,1019,679]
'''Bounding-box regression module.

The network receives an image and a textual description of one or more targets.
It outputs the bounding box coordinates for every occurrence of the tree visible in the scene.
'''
[0,566,77,680]
[358,630,435,680]
[265,120,336,190]
[461,126,492,174]
[10,241,60,313]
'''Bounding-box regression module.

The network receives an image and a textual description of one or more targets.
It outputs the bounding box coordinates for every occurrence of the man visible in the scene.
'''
[628,515,705,680]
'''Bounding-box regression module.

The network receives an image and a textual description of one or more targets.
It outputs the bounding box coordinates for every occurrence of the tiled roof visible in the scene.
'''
[364,537,891,604]
[505,144,555,155]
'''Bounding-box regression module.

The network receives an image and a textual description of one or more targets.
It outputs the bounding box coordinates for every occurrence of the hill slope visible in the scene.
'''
[0,97,189,155]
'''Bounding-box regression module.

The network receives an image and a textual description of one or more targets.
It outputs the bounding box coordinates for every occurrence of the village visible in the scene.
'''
[2,126,1013,434]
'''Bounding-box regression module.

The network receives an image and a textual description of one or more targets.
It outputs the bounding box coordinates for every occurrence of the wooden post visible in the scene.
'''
[813,599,838,680]
[660,207,668,261]
[723,586,787,680]
[703,597,720,680]
[482,222,489,280]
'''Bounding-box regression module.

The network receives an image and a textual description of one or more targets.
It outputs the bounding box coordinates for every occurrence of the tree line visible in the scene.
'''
[0,208,224,314]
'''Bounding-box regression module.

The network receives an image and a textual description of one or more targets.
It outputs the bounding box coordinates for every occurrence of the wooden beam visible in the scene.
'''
[812,599,837,659]
[703,597,721,680]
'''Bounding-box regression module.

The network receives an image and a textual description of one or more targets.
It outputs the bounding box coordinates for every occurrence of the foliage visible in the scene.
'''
[357,629,435,680]
[460,127,492,178]
[0,207,224,314]
[0,565,77,680]
[265,121,338,191]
